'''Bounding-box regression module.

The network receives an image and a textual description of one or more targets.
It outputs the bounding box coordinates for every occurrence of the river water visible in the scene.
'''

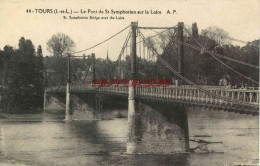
[0,108,258,166]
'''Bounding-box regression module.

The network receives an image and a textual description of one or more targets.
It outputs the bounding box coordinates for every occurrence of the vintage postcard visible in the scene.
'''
[0,0,259,165]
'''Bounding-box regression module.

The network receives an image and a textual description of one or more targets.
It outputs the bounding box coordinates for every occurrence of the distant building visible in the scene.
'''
[106,47,111,63]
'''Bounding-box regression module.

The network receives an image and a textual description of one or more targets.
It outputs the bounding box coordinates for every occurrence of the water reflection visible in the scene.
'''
[0,108,258,166]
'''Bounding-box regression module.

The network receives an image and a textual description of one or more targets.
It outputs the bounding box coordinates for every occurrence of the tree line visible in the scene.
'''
[0,37,44,113]
[0,26,259,113]
[42,29,260,89]
[156,24,259,87]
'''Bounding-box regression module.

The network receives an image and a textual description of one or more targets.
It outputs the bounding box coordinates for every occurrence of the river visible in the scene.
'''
[0,108,258,166]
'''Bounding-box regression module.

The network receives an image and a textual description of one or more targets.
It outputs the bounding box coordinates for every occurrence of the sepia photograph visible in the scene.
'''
[0,0,259,165]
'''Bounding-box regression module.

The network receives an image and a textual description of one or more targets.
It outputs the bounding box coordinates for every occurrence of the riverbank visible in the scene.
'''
[0,114,6,119]
[0,113,44,121]
[0,109,128,121]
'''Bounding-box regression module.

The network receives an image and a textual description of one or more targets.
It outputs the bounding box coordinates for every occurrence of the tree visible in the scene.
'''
[0,45,14,85]
[43,56,67,86]
[221,40,259,87]
[47,33,75,57]
[46,33,75,85]
[201,26,231,46]
[2,37,44,112]
[34,45,44,107]
[143,24,245,86]
[0,46,14,110]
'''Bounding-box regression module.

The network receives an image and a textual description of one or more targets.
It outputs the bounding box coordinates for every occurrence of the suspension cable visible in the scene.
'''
[71,25,130,54]
[173,36,259,86]
[201,29,258,45]
[210,54,259,84]
[139,30,258,108]
[70,60,81,82]
[178,39,260,84]
[139,29,177,76]
[125,26,176,48]
[183,27,259,84]
[87,28,132,90]
[183,26,259,69]
[115,29,132,65]
[82,58,93,84]
[138,26,176,29]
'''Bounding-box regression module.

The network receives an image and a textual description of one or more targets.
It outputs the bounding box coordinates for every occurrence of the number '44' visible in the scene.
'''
[26,9,32,13]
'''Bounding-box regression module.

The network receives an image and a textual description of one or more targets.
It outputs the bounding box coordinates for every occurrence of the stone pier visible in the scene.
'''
[43,92,65,114]
[70,94,97,120]
[127,100,190,154]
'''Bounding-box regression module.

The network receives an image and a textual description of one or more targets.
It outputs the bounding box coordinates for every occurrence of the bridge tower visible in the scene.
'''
[177,22,184,86]
[127,21,138,154]
[127,21,190,154]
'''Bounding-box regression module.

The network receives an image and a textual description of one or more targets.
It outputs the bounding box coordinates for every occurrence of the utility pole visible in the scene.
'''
[177,22,184,85]
[65,54,72,121]
[127,21,138,154]
[92,53,96,82]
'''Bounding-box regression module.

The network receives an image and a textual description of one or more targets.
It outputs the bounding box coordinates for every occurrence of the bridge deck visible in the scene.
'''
[46,85,259,115]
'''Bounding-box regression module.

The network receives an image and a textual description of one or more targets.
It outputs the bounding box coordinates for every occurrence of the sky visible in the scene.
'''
[0,0,259,60]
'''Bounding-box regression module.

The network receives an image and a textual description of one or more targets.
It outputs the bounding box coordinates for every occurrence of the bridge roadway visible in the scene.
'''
[46,84,259,115]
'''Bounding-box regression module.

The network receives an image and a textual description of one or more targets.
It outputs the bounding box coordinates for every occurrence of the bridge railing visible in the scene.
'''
[46,84,259,106]
[98,85,128,94]
[135,86,259,106]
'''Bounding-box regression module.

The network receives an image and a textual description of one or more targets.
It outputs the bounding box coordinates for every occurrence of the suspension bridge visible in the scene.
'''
[44,22,259,154]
